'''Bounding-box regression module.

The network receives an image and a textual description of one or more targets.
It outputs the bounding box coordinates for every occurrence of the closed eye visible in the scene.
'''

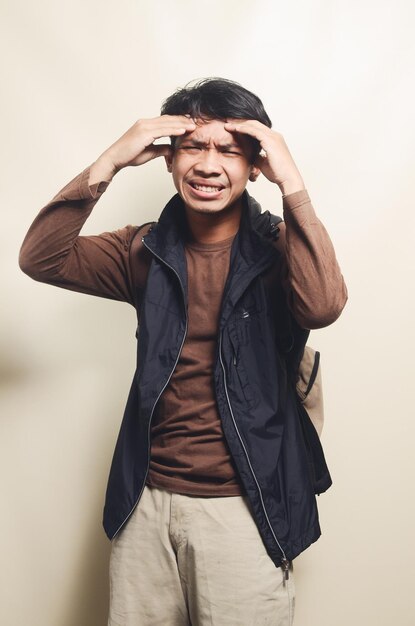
[179,145,242,156]
[180,146,202,152]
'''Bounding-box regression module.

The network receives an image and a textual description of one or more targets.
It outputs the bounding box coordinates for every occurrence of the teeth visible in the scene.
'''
[193,184,222,193]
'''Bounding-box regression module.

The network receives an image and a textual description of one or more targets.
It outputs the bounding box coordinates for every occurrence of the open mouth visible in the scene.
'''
[191,183,223,193]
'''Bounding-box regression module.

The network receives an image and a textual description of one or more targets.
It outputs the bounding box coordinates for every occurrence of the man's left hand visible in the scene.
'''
[224,120,305,196]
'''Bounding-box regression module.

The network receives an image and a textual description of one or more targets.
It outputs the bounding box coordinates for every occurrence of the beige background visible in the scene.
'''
[1,0,414,624]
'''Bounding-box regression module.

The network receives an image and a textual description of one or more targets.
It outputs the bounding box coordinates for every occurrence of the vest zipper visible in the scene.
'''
[114,239,290,577]
[111,238,188,539]
[219,332,290,577]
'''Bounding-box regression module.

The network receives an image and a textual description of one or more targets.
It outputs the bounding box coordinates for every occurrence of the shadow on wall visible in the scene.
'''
[1,284,138,625]
[59,502,111,626]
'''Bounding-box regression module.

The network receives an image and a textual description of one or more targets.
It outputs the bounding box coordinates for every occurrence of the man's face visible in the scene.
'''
[165,119,260,216]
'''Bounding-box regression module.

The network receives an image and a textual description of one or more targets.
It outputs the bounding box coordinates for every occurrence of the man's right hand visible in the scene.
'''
[89,115,196,185]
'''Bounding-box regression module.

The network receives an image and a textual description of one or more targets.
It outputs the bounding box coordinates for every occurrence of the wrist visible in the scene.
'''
[88,155,118,187]
[279,176,305,197]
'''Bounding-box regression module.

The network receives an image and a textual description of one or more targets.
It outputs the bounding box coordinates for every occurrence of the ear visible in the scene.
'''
[249,165,261,182]
[164,153,173,173]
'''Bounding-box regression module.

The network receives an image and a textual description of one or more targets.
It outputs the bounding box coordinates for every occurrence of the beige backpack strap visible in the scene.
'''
[296,345,324,437]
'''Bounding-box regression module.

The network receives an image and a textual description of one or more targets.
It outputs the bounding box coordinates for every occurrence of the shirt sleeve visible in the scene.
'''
[274,189,348,329]
[19,165,148,307]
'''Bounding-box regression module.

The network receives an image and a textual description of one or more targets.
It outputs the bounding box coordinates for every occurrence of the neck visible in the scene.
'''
[184,199,242,244]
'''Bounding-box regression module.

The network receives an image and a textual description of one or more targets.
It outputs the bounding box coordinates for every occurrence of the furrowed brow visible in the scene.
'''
[179,139,209,148]
[179,139,242,150]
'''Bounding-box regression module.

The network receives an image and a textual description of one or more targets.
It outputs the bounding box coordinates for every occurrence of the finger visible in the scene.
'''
[159,115,197,128]
[143,126,195,150]
[224,120,266,141]
[224,119,264,129]
[148,144,173,159]
[168,124,196,136]
[150,120,196,141]
[254,154,267,169]
[138,116,196,134]
[138,144,172,162]
[132,143,172,166]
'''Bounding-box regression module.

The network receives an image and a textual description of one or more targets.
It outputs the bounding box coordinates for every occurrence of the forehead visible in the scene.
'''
[177,118,249,147]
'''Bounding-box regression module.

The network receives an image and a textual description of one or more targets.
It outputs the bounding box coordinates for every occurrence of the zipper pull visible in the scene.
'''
[281,558,290,584]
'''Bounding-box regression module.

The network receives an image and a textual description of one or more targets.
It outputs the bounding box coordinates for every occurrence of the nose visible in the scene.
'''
[193,148,222,176]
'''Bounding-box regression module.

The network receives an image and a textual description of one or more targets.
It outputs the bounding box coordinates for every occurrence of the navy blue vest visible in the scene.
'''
[103,191,331,568]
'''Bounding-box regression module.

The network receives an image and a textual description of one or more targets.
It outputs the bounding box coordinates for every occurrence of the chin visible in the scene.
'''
[190,205,225,215]
[186,200,237,216]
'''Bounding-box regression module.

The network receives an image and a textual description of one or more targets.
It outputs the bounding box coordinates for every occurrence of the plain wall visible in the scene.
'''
[1,1,414,624]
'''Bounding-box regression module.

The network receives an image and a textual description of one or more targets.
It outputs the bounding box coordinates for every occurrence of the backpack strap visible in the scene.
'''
[252,209,283,241]
[304,350,320,398]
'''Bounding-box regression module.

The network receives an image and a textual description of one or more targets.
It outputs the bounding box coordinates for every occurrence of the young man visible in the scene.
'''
[19,78,347,626]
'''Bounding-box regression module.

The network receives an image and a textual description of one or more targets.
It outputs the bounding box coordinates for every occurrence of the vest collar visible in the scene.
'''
[142,190,280,327]
[143,190,278,262]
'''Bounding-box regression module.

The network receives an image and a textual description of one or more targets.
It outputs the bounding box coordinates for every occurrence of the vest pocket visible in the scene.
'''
[228,326,257,409]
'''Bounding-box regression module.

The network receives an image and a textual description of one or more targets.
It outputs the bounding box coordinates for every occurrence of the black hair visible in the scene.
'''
[161,77,272,160]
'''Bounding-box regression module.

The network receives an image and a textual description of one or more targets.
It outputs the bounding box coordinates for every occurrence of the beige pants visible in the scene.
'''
[108,484,295,626]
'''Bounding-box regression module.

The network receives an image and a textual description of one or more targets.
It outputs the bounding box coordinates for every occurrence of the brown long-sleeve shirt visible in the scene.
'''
[19,165,348,496]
